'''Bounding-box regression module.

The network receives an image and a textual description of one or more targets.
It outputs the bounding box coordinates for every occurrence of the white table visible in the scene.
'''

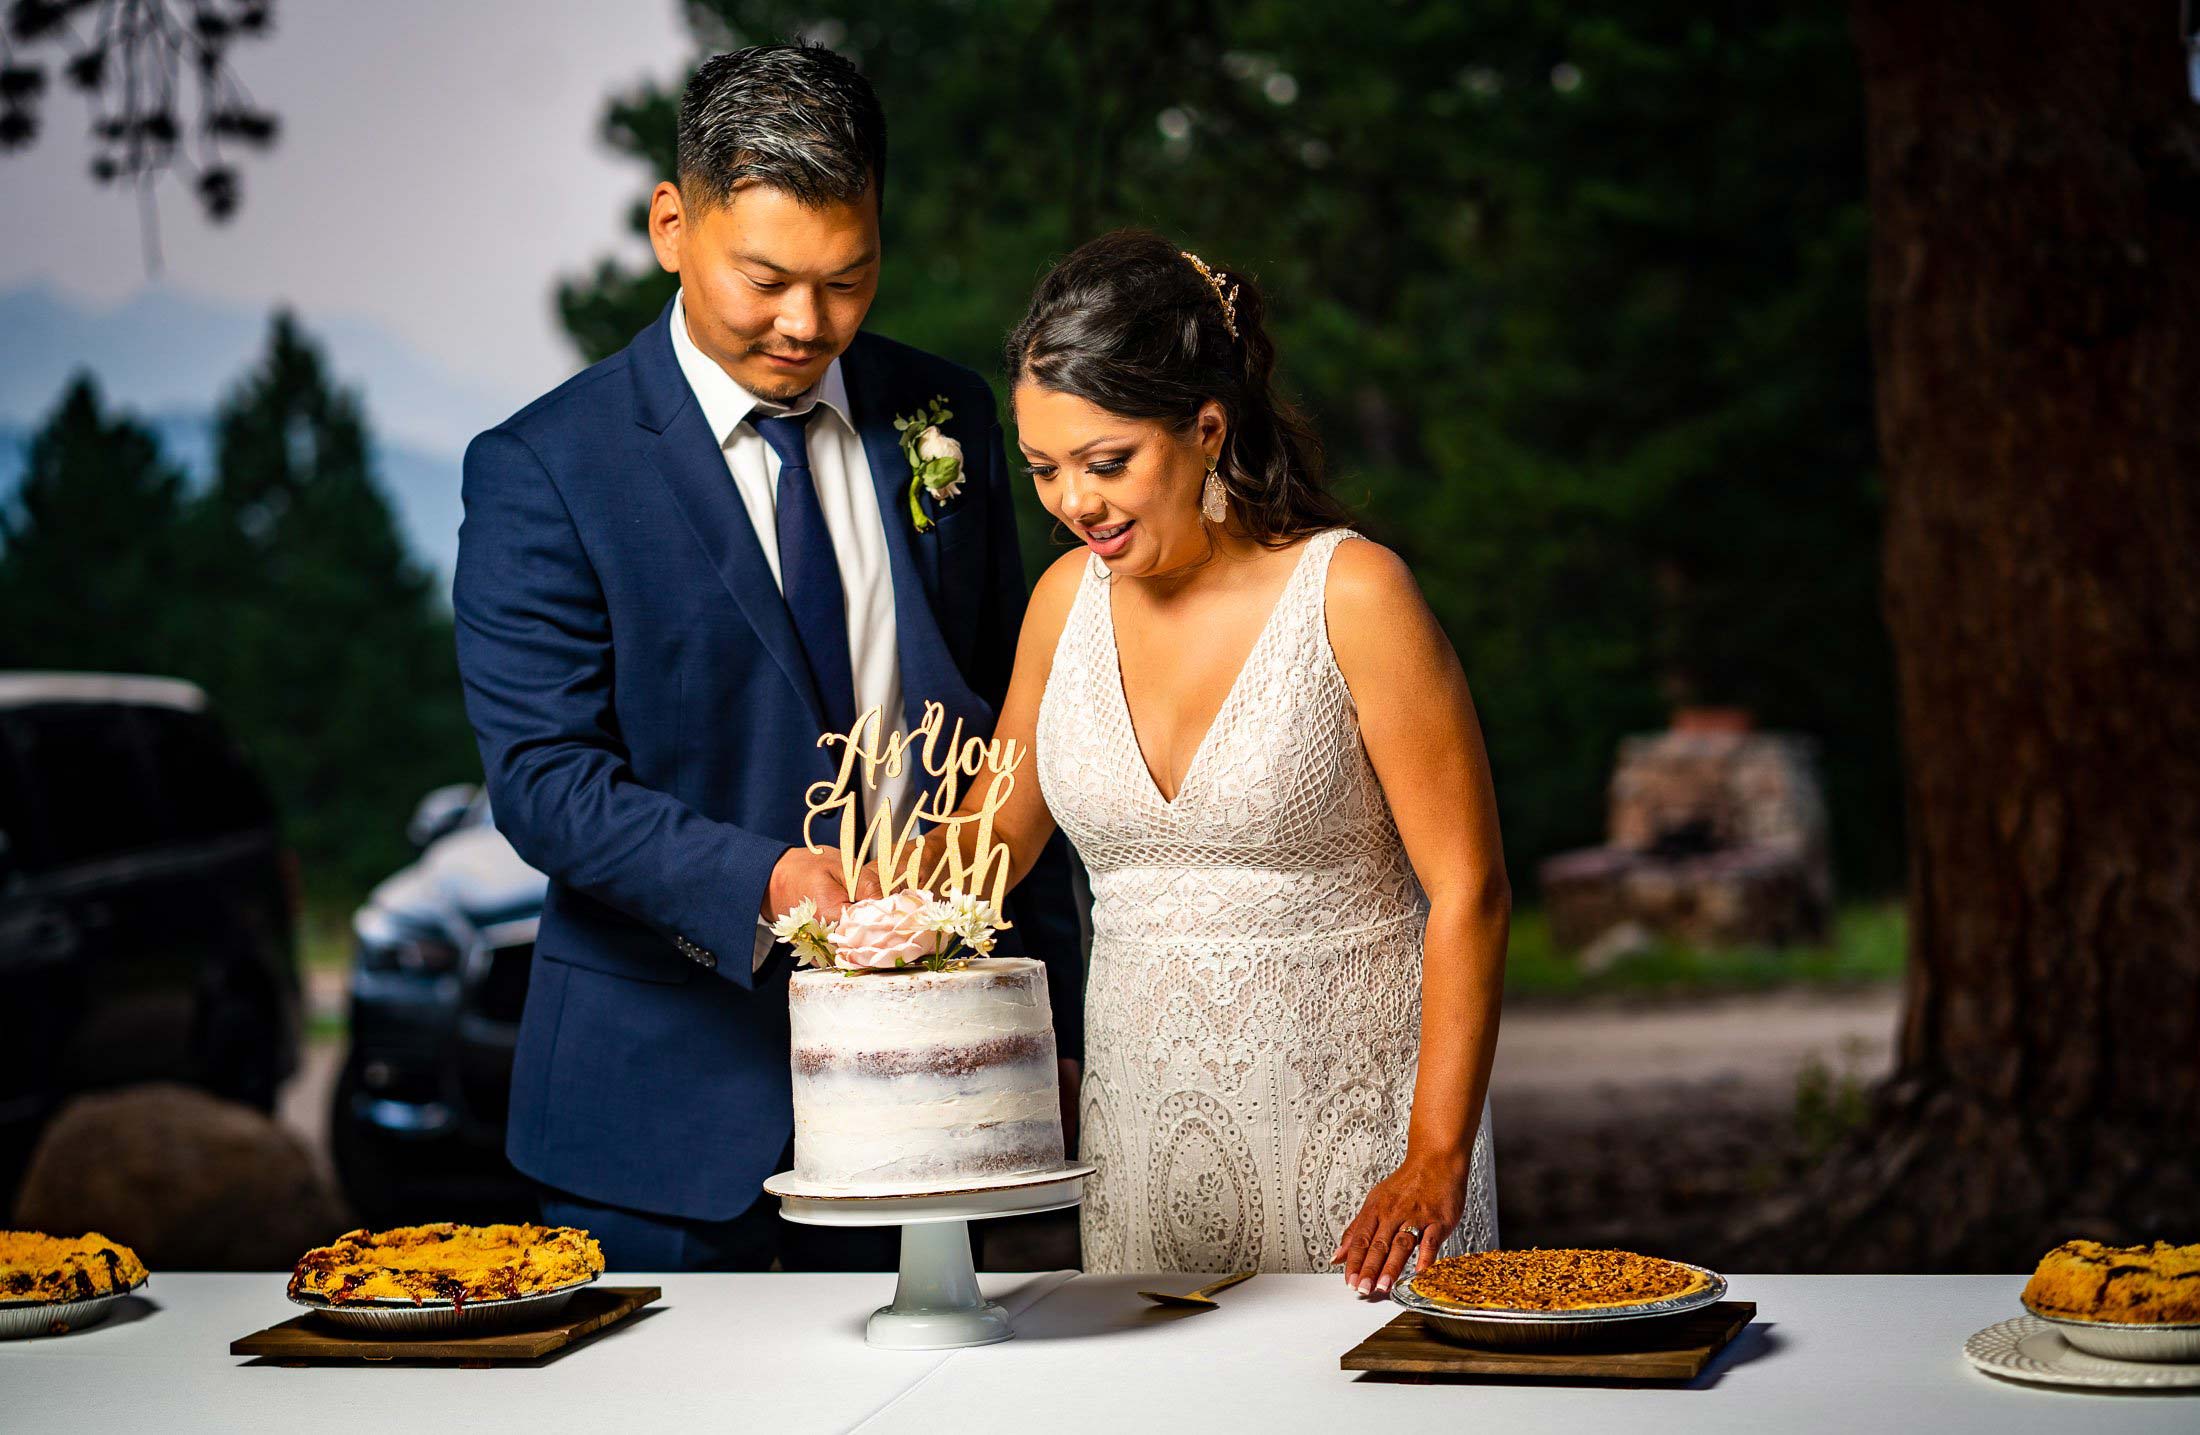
[0,1270,1072,1432]
[1,1272,2190,1433]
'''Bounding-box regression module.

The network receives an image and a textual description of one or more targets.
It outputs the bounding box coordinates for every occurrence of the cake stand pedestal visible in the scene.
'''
[763,1164,1094,1350]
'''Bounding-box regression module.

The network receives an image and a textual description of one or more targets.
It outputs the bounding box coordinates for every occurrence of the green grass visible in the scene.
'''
[1502,901,1906,999]
[299,901,356,971]
[297,893,1906,1003]
[298,900,356,1041]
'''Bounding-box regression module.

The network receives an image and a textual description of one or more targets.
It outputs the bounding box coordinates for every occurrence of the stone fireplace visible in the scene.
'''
[1537,713,1833,953]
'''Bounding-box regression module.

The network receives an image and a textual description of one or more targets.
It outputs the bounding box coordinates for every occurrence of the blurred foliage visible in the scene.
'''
[1502,901,1906,999]
[0,375,196,673]
[0,317,477,900]
[559,0,1900,889]
[1794,1039,1875,1157]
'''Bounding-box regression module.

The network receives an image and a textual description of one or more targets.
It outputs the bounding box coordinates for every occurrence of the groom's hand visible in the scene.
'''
[763,846,881,925]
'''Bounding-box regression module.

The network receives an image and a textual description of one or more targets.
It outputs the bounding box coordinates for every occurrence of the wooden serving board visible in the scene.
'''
[229,1285,661,1364]
[1341,1299,1755,1382]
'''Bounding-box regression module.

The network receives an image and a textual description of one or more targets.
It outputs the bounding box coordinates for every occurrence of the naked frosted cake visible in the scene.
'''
[788,957,1065,1189]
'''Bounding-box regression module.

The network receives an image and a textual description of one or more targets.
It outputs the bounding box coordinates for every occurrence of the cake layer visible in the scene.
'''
[788,957,1066,1189]
[790,959,1053,1050]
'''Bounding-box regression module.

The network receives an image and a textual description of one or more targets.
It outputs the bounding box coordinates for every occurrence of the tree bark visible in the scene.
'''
[1746,0,2200,1270]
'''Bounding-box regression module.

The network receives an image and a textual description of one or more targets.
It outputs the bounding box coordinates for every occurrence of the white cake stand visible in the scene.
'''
[763,1163,1094,1350]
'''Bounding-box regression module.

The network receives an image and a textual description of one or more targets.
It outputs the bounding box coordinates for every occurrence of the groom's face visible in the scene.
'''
[651,179,881,402]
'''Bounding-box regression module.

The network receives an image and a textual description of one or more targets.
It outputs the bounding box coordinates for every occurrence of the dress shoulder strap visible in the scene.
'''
[1264,528,1359,668]
[1290,527,1360,607]
[1307,526,1360,575]
[1051,546,1113,656]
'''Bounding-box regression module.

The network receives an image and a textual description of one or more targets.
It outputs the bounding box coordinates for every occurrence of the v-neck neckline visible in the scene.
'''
[1100,535,1327,809]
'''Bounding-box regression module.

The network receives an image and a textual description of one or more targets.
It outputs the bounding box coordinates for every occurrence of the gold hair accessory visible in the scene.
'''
[1179,249,1240,340]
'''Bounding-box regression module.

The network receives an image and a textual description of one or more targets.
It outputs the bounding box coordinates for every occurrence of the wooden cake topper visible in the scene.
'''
[802,701,1021,912]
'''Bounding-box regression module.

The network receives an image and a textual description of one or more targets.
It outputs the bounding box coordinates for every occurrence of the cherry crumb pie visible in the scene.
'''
[287,1223,603,1308]
[2022,1240,2200,1324]
[0,1231,149,1303]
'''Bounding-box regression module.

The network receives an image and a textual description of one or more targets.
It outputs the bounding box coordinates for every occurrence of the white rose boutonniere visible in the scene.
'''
[894,396,963,533]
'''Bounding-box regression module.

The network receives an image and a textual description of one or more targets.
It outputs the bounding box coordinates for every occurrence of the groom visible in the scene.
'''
[453,44,1085,1271]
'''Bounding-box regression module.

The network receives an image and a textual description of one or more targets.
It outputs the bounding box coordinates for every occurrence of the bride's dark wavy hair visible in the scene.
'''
[1005,229,1351,547]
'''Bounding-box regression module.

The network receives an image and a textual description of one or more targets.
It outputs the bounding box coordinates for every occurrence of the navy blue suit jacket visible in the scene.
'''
[453,303,1086,1221]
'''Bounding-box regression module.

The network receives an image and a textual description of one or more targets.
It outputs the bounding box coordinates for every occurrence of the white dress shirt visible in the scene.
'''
[669,290,911,970]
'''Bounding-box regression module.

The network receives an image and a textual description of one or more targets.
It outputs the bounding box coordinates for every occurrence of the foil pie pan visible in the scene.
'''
[2019,1303,2200,1363]
[290,1273,599,1334]
[1391,1261,1728,1347]
[0,1277,148,1340]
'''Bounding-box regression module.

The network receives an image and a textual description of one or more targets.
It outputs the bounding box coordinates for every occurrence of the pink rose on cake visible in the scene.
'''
[772,885,1012,974]
[828,889,944,971]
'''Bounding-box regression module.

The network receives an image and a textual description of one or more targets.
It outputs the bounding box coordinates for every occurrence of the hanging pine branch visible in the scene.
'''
[0,0,280,270]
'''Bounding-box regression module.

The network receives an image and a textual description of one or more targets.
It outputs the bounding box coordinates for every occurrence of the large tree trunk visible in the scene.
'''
[1746,1,2200,1271]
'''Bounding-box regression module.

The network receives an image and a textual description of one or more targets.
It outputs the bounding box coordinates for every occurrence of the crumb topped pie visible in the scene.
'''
[2022,1240,2200,1325]
[1410,1247,1713,1312]
[287,1223,603,1308]
[0,1231,149,1303]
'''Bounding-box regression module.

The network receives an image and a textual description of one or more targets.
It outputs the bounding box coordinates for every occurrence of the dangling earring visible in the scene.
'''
[1200,455,1228,523]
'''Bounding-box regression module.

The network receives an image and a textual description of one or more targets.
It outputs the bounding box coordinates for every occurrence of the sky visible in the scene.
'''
[0,0,695,411]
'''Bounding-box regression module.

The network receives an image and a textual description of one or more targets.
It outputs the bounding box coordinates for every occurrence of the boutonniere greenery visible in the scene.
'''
[894,396,964,533]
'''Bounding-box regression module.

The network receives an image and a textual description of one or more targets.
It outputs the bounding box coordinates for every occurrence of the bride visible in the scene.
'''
[924,230,1506,1297]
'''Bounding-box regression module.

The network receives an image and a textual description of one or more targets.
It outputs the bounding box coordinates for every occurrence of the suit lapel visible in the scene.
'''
[841,335,977,736]
[629,303,828,733]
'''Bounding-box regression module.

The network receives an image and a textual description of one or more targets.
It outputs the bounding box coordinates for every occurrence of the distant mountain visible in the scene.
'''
[0,283,525,586]
[0,284,528,456]
[0,412,464,589]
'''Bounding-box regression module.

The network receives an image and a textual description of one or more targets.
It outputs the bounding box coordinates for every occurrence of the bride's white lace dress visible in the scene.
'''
[1035,527,1499,1273]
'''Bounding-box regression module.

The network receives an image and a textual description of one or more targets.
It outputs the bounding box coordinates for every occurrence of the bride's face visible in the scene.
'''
[1015,385,1225,577]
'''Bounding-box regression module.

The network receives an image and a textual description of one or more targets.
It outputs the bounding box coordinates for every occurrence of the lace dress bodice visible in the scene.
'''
[1036,528,1498,1273]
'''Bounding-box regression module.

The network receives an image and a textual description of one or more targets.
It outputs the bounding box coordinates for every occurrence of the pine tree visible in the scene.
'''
[188,312,476,896]
[556,1,1894,885]
[0,375,192,673]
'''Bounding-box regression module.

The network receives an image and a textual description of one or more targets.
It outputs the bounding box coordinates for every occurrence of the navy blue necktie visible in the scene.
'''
[753,408,857,740]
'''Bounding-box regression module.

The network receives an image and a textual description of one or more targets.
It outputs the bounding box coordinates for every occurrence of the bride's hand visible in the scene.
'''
[1330,1149,1468,1298]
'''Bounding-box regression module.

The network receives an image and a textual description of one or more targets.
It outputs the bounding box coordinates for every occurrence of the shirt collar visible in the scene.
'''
[669,289,853,447]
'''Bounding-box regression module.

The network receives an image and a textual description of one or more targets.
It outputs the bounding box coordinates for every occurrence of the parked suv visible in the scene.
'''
[330,785,547,1223]
[0,672,301,1208]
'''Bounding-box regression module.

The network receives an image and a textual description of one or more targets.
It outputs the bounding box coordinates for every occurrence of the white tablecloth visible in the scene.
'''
[1,1271,2190,1433]
[0,1269,1071,1432]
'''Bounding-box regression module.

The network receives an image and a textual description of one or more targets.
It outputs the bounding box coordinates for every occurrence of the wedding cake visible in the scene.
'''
[788,957,1065,1190]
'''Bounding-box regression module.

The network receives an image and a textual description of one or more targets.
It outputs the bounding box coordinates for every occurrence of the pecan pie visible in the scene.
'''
[2022,1240,2200,1324]
[287,1223,603,1307]
[0,1231,149,1303]
[1411,1248,1711,1311]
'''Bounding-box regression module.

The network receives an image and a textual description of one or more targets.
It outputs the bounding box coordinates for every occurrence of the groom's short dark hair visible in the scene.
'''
[676,43,886,213]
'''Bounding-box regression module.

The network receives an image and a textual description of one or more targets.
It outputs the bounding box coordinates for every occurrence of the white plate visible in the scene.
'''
[1964,1316,2200,1390]
[766,1164,1094,1228]
[762,1162,1095,1202]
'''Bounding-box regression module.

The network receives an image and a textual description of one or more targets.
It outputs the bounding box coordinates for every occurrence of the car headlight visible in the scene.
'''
[354,910,462,975]
[367,934,463,975]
